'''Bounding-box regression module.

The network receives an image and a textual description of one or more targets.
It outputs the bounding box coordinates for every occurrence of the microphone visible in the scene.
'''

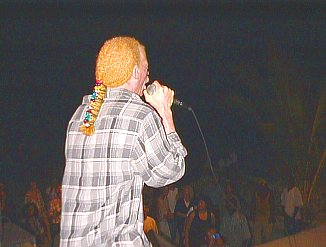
[146,83,192,111]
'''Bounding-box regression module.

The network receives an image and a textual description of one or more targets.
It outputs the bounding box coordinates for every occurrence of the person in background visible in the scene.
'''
[25,181,51,243]
[25,182,47,221]
[223,182,240,214]
[166,183,178,243]
[46,178,60,206]
[205,176,223,230]
[22,203,51,247]
[48,183,62,247]
[175,185,194,245]
[206,228,226,247]
[60,36,187,246]
[281,174,303,235]
[220,183,251,247]
[156,186,173,239]
[251,178,275,244]
[144,203,160,247]
[184,195,216,247]
[144,203,176,247]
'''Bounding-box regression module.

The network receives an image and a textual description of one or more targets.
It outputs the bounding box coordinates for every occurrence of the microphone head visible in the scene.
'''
[173,98,192,111]
[146,83,156,95]
[146,83,192,111]
[173,98,183,106]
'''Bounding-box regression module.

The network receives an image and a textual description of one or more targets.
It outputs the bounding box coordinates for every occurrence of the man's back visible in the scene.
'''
[61,89,185,246]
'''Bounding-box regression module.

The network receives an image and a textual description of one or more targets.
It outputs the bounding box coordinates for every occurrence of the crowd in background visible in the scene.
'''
[0,179,62,247]
[141,170,304,247]
[0,170,304,247]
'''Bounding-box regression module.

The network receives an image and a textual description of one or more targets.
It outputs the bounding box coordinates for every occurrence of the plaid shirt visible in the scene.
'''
[60,88,187,247]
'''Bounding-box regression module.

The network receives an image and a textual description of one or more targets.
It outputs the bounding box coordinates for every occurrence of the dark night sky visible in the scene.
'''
[1,1,325,188]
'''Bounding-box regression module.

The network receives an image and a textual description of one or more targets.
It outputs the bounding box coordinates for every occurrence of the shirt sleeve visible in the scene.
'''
[133,111,187,188]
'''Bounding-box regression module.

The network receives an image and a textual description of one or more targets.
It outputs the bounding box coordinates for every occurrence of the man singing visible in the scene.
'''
[60,36,187,246]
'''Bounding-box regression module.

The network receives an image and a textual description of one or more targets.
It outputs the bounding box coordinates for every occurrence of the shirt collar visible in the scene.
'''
[106,88,136,99]
[82,88,141,104]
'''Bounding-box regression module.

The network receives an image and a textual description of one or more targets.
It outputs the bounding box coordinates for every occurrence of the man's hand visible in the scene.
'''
[144,81,176,134]
[144,81,174,111]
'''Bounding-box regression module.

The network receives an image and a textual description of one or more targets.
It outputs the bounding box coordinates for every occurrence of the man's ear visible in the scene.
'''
[132,65,139,79]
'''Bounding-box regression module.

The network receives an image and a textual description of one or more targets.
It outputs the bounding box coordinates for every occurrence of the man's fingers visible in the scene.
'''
[170,89,175,106]
[143,88,149,97]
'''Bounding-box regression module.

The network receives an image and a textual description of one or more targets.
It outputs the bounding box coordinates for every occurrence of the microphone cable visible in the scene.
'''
[179,104,244,213]
[146,83,217,180]
[179,105,217,182]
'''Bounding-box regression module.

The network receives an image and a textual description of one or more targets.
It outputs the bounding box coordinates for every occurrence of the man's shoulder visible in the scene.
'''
[106,97,157,121]
[69,96,156,124]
